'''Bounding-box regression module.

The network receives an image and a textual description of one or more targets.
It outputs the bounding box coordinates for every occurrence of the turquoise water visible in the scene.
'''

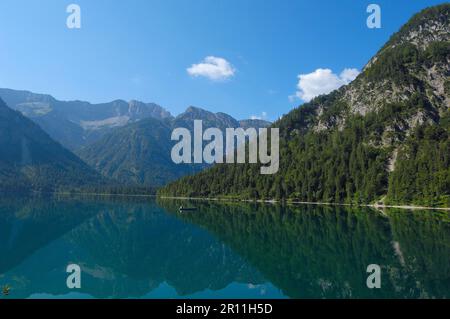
[0,196,448,299]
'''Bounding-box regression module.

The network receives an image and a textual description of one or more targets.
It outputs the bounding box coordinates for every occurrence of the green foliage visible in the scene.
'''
[0,99,107,193]
[159,3,450,207]
[159,82,449,207]
[365,43,419,84]
[159,109,390,204]
[445,78,450,97]
[77,106,268,188]
[386,118,450,207]
[76,117,200,188]
[381,3,450,50]
[364,41,450,85]
[273,90,344,139]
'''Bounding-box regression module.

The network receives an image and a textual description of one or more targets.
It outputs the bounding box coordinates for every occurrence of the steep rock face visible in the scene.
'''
[314,5,449,132]
[297,4,450,134]
[159,4,449,207]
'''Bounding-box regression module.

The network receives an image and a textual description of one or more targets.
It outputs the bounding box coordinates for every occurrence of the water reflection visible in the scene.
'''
[159,199,450,299]
[0,196,448,299]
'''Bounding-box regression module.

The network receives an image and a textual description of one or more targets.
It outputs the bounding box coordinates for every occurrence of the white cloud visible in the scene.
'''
[340,68,360,83]
[187,56,236,81]
[251,111,268,120]
[293,68,360,102]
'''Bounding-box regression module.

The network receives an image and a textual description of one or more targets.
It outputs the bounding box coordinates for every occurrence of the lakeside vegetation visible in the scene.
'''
[159,106,449,207]
[158,5,450,208]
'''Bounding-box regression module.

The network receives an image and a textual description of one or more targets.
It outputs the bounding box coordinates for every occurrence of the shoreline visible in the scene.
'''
[17,191,449,211]
[159,196,450,211]
[52,192,157,197]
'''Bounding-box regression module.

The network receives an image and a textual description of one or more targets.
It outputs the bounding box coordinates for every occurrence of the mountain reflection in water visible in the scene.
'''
[0,196,448,299]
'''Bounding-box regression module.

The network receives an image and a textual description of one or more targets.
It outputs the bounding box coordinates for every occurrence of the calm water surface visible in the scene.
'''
[0,196,448,299]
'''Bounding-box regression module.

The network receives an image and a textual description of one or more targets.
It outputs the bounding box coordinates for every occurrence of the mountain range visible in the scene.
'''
[159,4,450,207]
[76,106,271,186]
[0,88,172,151]
[0,89,271,189]
[0,97,105,192]
[0,4,447,206]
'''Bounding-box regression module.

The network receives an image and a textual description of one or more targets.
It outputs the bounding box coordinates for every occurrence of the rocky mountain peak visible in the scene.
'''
[317,4,450,136]
[365,4,449,71]
[385,4,449,50]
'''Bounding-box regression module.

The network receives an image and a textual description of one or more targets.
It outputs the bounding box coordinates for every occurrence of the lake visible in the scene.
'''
[0,195,449,299]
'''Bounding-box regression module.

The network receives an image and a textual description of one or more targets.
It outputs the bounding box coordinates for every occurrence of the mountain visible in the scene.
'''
[76,117,198,187]
[78,106,271,187]
[173,106,239,130]
[239,119,272,130]
[0,98,105,192]
[0,88,172,151]
[172,106,271,130]
[159,4,450,207]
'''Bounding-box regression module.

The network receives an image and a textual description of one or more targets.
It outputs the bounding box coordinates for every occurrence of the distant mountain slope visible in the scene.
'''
[77,117,199,187]
[172,106,271,130]
[159,4,450,207]
[239,119,272,130]
[0,88,172,150]
[0,98,105,192]
[173,106,240,130]
[78,106,271,187]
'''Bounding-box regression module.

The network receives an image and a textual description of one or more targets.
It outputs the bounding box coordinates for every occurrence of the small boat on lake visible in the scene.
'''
[179,206,197,212]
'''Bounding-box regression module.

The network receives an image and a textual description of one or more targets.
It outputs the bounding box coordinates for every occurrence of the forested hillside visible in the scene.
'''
[159,4,450,207]
[77,106,270,187]
[0,98,106,192]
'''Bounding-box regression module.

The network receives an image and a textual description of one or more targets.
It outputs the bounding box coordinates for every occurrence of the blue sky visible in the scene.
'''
[0,0,446,121]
